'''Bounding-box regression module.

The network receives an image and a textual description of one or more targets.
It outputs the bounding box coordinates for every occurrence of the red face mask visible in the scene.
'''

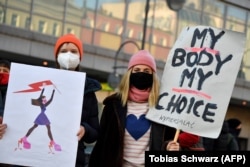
[0,73,9,85]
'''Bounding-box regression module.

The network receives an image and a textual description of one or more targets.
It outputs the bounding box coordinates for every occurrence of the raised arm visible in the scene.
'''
[45,89,55,107]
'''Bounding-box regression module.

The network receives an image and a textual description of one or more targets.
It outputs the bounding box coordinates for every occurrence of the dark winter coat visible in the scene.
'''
[0,85,7,117]
[88,93,176,167]
[203,121,239,151]
[76,77,101,167]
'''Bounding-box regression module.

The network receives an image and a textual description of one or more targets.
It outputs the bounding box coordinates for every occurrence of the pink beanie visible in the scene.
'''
[128,50,156,72]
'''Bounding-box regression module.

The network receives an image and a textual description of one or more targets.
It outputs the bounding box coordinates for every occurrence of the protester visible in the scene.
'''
[54,34,101,167]
[88,50,179,167]
[0,59,11,167]
[203,121,239,151]
[227,118,242,150]
[0,59,10,118]
[0,59,10,139]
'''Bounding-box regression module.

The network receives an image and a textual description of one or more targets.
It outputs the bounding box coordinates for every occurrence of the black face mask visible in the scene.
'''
[235,129,241,136]
[130,72,153,90]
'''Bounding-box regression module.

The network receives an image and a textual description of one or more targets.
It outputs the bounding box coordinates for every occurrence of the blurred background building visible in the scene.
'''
[0,0,249,150]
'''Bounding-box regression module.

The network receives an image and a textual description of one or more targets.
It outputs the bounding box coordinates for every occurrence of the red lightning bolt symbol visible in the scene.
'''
[14,80,53,93]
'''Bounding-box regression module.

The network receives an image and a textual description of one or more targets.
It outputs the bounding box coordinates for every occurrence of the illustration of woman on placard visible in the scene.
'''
[16,84,61,154]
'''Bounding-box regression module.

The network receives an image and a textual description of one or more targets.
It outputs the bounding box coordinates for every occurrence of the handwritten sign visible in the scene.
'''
[146,26,245,138]
[0,63,85,167]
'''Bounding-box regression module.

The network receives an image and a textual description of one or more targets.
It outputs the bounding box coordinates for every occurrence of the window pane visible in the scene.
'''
[243,17,250,81]
[52,22,60,36]
[242,43,250,81]
[94,0,125,50]
[31,15,62,36]
[5,0,31,29]
[38,20,46,33]
[225,21,245,33]
[227,6,246,24]
[248,12,250,26]
[0,0,6,6]
[185,0,202,10]
[0,0,6,23]
[33,0,65,20]
[202,15,223,28]
[0,9,4,23]
[204,0,225,17]
[24,16,31,29]
[65,0,85,25]
[11,13,18,26]
[64,23,81,37]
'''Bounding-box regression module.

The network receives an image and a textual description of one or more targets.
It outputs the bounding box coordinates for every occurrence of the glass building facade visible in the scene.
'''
[0,0,249,82]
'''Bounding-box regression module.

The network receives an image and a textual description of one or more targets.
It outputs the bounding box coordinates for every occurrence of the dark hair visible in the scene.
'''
[227,118,241,129]
[0,59,10,69]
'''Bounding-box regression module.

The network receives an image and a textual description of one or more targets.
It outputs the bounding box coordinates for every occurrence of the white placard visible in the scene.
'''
[146,26,246,138]
[0,63,86,167]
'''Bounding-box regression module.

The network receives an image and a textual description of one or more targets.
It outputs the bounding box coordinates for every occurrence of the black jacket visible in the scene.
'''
[89,93,176,167]
[0,85,7,117]
[76,77,101,166]
[203,121,239,151]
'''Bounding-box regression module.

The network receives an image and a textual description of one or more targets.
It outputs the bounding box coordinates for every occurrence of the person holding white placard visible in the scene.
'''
[0,60,11,167]
[54,34,101,167]
[0,59,10,140]
[89,50,179,167]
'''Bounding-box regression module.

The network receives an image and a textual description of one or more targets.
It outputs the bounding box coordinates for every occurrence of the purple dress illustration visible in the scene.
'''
[34,88,53,125]
[17,88,61,153]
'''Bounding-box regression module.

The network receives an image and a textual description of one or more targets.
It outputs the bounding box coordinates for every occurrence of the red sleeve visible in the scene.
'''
[178,132,199,147]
